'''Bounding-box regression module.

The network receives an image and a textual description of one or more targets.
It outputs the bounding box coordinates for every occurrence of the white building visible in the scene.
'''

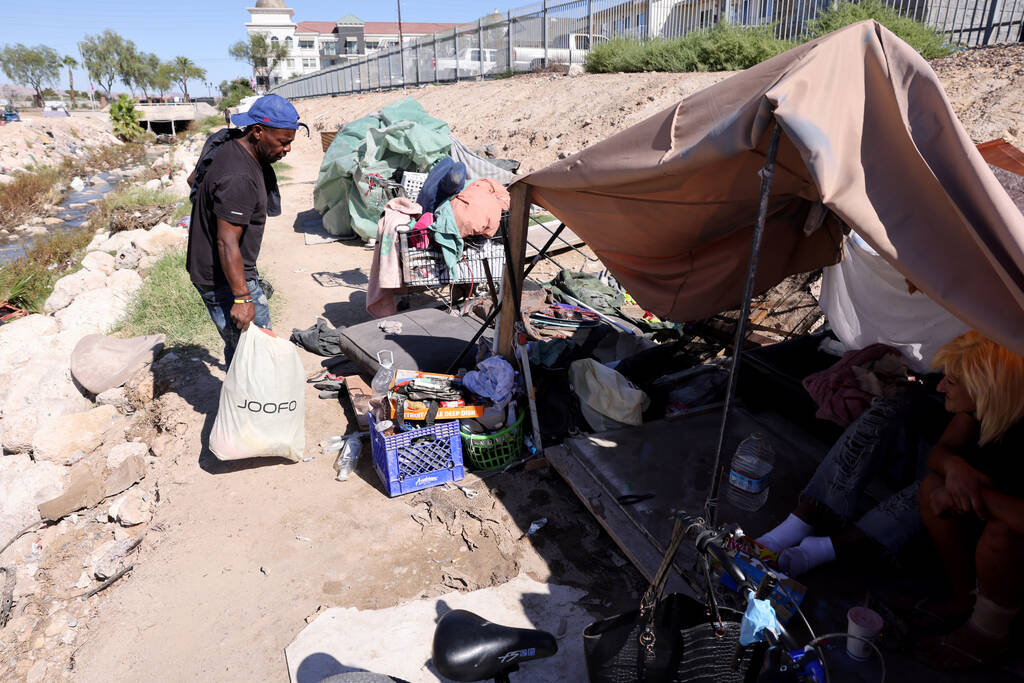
[244,0,461,88]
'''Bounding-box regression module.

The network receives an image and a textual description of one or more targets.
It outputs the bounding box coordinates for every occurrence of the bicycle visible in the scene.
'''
[316,512,883,682]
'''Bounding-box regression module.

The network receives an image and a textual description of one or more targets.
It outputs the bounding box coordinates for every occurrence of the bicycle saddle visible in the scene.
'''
[432,609,557,681]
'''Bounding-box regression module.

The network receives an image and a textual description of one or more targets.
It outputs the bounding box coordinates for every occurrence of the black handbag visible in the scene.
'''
[583,518,763,683]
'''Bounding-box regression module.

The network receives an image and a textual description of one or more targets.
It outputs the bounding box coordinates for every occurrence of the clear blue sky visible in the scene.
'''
[1,0,506,94]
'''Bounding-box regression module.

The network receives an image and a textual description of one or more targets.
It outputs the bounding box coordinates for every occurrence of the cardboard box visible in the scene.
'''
[386,369,486,421]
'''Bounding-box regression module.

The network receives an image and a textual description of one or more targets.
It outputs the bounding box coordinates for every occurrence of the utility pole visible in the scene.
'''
[397,0,407,86]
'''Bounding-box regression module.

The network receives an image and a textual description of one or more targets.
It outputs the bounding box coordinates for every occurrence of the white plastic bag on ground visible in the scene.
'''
[210,327,305,461]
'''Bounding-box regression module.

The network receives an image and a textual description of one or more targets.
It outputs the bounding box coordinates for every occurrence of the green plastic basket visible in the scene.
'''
[460,410,525,470]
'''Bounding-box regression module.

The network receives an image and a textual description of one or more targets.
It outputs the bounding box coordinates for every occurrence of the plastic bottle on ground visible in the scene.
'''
[371,349,395,398]
[726,432,776,512]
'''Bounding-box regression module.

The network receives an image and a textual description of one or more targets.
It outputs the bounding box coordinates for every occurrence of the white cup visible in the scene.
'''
[846,606,884,661]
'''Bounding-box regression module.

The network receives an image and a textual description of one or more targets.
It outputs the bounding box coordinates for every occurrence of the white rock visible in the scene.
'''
[133,222,186,257]
[31,404,119,465]
[61,629,77,645]
[106,442,148,469]
[110,487,151,526]
[138,255,160,272]
[86,231,108,251]
[143,178,161,191]
[0,454,65,549]
[54,288,133,335]
[567,63,585,77]
[102,228,148,254]
[80,250,116,275]
[70,177,85,192]
[107,269,143,294]
[75,571,91,589]
[43,268,108,313]
[114,245,141,270]
[95,386,130,411]
[0,314,58,350]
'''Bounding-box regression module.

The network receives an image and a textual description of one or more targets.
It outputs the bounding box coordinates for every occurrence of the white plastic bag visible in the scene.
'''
[209,327,305,461]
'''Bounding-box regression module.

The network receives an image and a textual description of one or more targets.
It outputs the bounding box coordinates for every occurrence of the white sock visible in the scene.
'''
[969,594,1020,640]
[779,536,835,577]
[756,514,813,553]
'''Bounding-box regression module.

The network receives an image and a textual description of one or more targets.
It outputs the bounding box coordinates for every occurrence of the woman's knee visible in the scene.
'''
[978,519,1021,559]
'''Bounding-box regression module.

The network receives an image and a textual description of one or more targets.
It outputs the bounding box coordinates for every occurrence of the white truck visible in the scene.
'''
[434,48,500,79]
[511,33,608,71]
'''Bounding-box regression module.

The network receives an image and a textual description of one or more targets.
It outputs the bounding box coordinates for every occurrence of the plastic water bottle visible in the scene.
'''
[726,433,776,512]
[371,350,395,397]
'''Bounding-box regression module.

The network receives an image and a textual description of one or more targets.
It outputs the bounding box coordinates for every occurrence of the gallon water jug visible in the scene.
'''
[726,432,775,512]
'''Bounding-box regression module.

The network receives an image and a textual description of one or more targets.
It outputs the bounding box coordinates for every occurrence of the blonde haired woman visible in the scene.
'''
[917,331,1024,670]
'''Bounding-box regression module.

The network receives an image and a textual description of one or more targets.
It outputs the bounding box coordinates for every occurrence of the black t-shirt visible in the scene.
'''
[971,420,1024,498]
[186,139,268,288]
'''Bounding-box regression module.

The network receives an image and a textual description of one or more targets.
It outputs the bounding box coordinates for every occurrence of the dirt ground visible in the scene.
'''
[53,45,1024,682]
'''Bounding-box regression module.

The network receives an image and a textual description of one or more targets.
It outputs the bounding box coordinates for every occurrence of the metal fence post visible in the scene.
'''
[543,0,549,68]
[507,11,514,72]
[415,40,421,85]
[645,0,652,39]
[455,29,460,81]
[387,49,393,88]
[479,18,485,80]
[588,0,594,42]
[434,34,439,83]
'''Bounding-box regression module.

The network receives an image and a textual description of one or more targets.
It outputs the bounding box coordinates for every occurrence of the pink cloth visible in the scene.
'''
[367,197,421,318]
[802,343,912,426]
[451,178,510,238]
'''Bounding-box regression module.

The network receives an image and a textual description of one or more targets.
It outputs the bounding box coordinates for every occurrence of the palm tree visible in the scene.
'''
[62,55,77,109]
[171,56,206,102]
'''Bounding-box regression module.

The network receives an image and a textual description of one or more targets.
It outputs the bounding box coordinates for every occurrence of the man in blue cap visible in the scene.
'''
[186,94,305,366]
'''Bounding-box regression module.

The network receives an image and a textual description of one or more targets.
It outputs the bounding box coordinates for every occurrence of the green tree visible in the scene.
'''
[152,61,175,100]
[115,39,143,97]
[0,43,62,107]
[132,52,162,101]
[62,55,77,109]
[79,30,128,100]
[217,77,255,110]
[170,56,206,102]
[229,33,288,91]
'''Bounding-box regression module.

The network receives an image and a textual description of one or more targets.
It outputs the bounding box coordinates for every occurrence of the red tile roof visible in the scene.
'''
[364,21,462,35]
[295,21,337,34]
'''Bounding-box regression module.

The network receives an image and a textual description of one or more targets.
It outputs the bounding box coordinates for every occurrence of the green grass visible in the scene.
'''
[196,114,226,136]
[585,2,954,74]
[0,225,93,311]
[272,161,292,181]
[90,185,186,232]
[115,249,221,349]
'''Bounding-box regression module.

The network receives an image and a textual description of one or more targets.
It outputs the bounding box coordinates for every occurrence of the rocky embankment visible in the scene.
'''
[0,114,121,180]
[0,134,206,681]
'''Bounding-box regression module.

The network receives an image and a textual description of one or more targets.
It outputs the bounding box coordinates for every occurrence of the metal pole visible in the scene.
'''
[397,0,407,84]
[507,12,515,72]
[434,35,439,83]
[645,0,652,39]
[705,121,782,525]
[587,0,594,42]
[543,0,550,67]
[478,18,485,80]
[455,29,460,81]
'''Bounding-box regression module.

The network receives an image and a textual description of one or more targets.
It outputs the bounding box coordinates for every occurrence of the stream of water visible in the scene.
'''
[0,172,122,266]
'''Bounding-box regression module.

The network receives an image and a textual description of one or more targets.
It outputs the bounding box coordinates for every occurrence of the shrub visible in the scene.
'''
[586,24,796,74]
[806,0,954,57]
[218,77,256,111]
[0,225,92,310]
[89,185,184,232]
[116,248,221,349]
[110,94,144,141]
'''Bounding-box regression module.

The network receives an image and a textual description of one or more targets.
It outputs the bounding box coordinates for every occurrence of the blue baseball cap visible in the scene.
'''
[231,94,305,131]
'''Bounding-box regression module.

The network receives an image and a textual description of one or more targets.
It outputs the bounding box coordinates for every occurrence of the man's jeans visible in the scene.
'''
[803,394,948,555]
[195,279,271,366]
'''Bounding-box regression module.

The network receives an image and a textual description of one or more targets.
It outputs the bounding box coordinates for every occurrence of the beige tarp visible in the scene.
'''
[518,21,1024,357]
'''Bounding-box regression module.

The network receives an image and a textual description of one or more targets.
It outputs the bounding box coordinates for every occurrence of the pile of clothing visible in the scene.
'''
[367,156,511,317]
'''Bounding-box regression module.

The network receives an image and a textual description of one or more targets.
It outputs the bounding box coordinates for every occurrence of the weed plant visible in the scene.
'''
[88,185,184,231]
[115,249,220,349]
[805,0,954,57]
[196,114,226,136]
[0,225,93,310]
[585,2,954,74]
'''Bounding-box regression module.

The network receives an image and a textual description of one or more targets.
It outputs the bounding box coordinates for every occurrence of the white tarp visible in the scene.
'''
[820,235,968,373]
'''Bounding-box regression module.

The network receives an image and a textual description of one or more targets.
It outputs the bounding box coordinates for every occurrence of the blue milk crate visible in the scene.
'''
[368,413,465,497]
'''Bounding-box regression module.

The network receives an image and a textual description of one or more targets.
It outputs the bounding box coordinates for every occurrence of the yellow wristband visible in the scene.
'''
[233,297,253,304]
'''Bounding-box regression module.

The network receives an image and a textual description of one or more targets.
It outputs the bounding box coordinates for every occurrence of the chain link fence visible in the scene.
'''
[270,0,1022,99]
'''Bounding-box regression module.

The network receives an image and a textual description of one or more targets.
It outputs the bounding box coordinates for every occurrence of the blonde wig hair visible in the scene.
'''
[931,331,1024,445]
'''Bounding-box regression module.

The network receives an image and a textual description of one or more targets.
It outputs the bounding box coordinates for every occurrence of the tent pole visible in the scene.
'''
[705,120,783,525]
[496,183,532,357]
